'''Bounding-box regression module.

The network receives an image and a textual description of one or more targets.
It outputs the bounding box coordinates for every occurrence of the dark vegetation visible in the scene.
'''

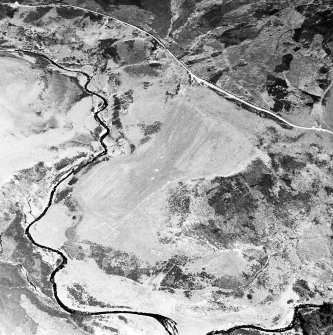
[275,154,306,172]
[167,182,191,215]
[199,3,243,29]
[171,0,196,32]
[94,0,142,7]
[253,3,280,18]
[241,159,274,198]
[157,255,217,293]
[293,279,315,300]
[0,263,25,288]
[23,7,51,23]
[94,0,172,36]
[165,83,181,99]
[112,90,133,130]
[54,187,72,204]
[112,95,123,129]
[204,151,320,241]
[15,161,49,183]
[207,176,258,217]
[54,153,87,171]
[139,121,162,136]
[266,74,292,113]
[70,314,95,334]
[139,136,150,145]
[0,4,16,20]
[90,244,150,282]
[210,304,333,335]
[208,70,227,85]
[67,283,111,308]
[4,211,54,297]
[99,38,120,63]
[194,220,231,248]
[294,6,333,56]
[83,11,103,22]
[56,7,83,19]
[124,64,159,77]
[298,303,333,335]
[218,24,260,48]
[0,262,69,318]
[274,54,293,73]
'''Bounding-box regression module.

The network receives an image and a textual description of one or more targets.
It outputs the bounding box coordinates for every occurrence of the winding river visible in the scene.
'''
[4,48,322,335]
[0,3,329,334]
[10,49,178,335]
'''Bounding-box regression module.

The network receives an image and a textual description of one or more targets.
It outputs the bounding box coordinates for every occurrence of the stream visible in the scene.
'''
[12,49,178,335]
[0,46,324,335]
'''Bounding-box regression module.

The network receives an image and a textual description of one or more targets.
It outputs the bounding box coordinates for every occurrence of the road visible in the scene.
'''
[8,1,333,137]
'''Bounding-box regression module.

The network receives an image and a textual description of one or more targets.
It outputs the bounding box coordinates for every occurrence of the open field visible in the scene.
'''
[0,3,332,335]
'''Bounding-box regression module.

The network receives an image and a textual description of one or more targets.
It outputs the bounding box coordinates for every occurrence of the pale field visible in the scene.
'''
[19,295,84,335]
[0,49,170,335]
[55,259,298,335]
[31,203,74,250]
[72,84,267,256]
[35,81,296,335]
[19,293,166,335]
[37,80,333,335]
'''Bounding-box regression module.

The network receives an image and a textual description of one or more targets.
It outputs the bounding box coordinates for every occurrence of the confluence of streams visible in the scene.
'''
[2,2,331,335]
